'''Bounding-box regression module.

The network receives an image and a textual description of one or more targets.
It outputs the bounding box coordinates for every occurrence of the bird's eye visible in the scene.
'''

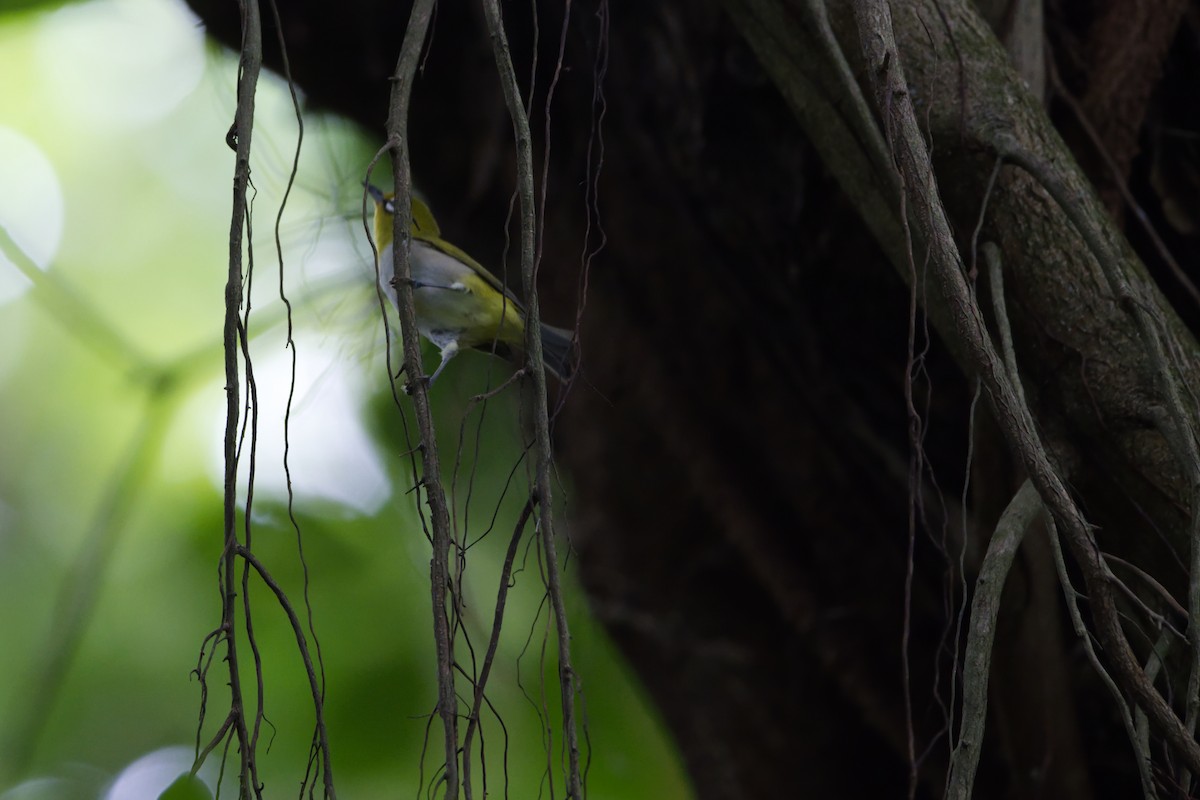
[383,200,395,214]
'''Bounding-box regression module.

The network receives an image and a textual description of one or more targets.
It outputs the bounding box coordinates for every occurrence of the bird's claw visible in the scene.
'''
[401,374,432,395]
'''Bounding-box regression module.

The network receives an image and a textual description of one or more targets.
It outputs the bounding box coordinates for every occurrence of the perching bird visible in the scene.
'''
[366,185,574,386]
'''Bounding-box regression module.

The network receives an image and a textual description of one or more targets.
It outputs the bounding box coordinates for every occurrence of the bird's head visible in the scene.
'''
[365,184,441,251]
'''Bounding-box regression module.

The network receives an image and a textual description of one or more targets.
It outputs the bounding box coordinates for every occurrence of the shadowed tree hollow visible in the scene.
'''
[187,0,1200,797]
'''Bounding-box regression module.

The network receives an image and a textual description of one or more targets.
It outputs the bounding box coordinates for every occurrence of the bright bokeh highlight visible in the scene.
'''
[0,126,63,303]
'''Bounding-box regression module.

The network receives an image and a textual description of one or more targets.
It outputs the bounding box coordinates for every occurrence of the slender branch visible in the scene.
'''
[982,243,1022,407]
[382,2,460,797]
[222,0,263,793]
[236,545,336,798]
[192,713,236,777]
[1046,519,1158,799]
[463,498,535,799]
[1136,633,1173,800]
[953,238,1033,800]
[261,8,333,795]
[946,479,1042,800]
[237,295,265,797]
[477,2,583,797]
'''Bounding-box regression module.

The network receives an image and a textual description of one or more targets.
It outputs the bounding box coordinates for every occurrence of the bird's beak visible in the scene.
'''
[364,182,386,203]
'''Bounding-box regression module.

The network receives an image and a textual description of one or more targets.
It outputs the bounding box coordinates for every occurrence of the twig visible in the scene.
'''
[382,1,461,797]
[1104,552,1189,620]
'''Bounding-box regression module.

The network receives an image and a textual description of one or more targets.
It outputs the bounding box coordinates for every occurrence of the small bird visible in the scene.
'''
[366,185,574,386]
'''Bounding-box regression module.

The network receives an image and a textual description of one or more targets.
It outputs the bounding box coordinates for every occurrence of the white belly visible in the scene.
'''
[379,241,503,344]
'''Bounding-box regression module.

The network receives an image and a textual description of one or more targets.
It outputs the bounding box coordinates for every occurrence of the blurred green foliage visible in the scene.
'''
[0,0,86,16]
[0,0,690,798]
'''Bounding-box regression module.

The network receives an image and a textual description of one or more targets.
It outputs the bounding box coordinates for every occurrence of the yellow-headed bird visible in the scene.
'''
[367,185,574,385]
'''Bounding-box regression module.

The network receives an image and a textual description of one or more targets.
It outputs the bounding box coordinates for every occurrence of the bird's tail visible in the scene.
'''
[539,323,576,381]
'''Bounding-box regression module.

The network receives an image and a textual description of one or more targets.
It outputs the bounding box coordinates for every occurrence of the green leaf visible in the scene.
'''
[157,773,212,800]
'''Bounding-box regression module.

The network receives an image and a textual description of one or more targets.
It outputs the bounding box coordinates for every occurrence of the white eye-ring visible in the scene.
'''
[383,199,395,214]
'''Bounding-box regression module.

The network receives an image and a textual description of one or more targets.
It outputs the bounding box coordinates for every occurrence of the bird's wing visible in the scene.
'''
[416,235,526,313]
